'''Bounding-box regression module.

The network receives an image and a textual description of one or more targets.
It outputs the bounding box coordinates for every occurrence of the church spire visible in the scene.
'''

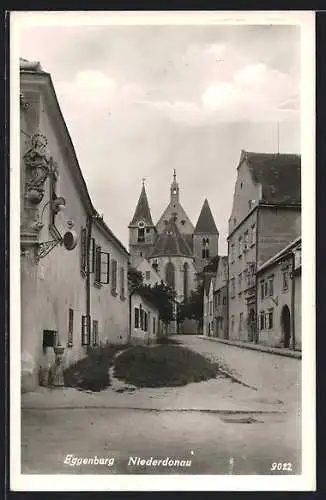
[194,199,219,234]
[130,181,154,226]
[170,169,179,203]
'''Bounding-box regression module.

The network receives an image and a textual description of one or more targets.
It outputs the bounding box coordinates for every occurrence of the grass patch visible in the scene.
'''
[64,343,127,392]
[156,336,180,345]
[114,345,219,388]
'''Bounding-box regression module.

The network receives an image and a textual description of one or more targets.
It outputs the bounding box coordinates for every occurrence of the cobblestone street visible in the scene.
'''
[21,335,301,475]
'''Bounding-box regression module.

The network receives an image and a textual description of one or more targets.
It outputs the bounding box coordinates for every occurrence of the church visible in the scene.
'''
[129,171,220,320]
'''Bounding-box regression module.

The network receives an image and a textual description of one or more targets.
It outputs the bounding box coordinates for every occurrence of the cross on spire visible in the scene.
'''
[142,177,146,186]
[173,169,176,182]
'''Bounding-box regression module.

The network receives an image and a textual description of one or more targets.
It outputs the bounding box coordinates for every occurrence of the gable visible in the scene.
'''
[156,201,194,235]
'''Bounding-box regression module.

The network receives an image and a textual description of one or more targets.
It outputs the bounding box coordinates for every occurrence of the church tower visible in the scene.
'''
[193,199,219,269]
[129,181,156,266]
[170,169,179,204]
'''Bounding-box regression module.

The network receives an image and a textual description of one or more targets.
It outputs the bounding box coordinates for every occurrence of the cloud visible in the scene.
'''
[136,62,299,125]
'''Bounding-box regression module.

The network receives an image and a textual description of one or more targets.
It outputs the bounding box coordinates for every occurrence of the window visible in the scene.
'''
[238,273,242,293]
[230,244,235,263]
[68,308,74,347]
[183,262,189,299]
[135,307,139,328]
[95,245,101,283]
[239,313,244,332]
[231,315,235,334]
[223,296,227,305]
[153,317,156,334]
[95,246,110,285]
[145,270,151,280]
[265,309,273,330]
[260,280,265,300]
[202,248,210,258]
[80,227,87,275]
[230,277,236,298]
[259,311,265,330]
[251,224,256,246]
[120,266,125,298]
[268,276,274,296]
[144,312,148,332]
[89,238,95,273]
[264,281,268,297]
[165,262,175,289]
[146,228,150,233]
[81,315,90,346]
[238,237,242,257]
[138,228,145,242]
[244,231,249,252]
[140,305,144,330]
[282,267,289,290]
[92,320,99,346]
[111,260,117,294]
[218,292,221,306]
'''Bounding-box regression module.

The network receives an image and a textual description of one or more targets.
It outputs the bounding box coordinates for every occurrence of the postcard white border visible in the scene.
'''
[10,10,316,492]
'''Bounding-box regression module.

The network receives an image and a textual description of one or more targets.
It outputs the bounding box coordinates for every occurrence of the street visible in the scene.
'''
[21,335,301,475]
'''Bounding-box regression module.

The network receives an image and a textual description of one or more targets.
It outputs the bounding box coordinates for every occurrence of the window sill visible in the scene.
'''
[94,281,102,289]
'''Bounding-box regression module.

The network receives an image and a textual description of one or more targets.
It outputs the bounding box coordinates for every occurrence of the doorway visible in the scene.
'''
[248,308,256,343]
[281,305,291,348]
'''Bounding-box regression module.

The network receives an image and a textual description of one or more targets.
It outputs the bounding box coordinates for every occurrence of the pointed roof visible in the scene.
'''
[241,151,301,205]
[130,184,154,226]
[150,216,193,258]
[194,199,219,234]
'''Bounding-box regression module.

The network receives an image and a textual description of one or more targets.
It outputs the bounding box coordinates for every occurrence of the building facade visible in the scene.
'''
[20,59,129,392]
[213,256,228,339]
[203,278,215,337]
[129,291,160,345]
[256,237,301,349]
[227,150,301,344]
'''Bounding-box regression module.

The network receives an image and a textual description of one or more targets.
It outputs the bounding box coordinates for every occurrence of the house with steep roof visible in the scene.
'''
[129,171,219,333]
[227,150,301,344]
[213,256,228,339]
[20,59,129,392]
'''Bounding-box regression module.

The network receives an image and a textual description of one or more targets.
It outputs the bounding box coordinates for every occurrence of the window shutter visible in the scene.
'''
[95,246,101,282]
[265,312,270,329]
[80,228,87,273]
[111,260,117,292]
[81,315,91,346]
[100,252,110,284]
[89,238,95,274]
[135,308,139,328]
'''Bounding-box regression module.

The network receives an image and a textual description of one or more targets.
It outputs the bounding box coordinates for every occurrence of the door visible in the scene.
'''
[281,305,291,348]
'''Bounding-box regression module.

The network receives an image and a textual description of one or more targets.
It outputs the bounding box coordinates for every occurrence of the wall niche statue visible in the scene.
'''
[23,133,51,205]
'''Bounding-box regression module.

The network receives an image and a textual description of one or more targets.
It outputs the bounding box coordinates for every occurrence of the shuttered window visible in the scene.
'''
[120,266,125,298]
[68,308,74,347]
[92,320,99,346]
[134,308,139,328]
[95,246,110,285]
[81,315,91,346]
[111,260,117,294]
[89,238,95,274]
[80,227,87,275]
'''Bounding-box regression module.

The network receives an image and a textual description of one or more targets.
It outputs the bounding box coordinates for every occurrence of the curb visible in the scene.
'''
[21,406,286,414]
[198,336,302,359]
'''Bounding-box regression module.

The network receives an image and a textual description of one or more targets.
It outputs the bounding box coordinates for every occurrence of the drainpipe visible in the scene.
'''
[291,252,296,350]
[86,214,92,343]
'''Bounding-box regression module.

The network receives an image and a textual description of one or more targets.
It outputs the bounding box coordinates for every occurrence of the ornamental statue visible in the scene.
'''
[23,133,51,205]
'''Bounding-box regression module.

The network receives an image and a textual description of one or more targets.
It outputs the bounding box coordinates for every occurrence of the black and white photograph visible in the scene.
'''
[10,11,315,491]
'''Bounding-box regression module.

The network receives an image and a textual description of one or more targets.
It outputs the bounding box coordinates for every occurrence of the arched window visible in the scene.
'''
[165,262,175,289]
[183,262,189,300]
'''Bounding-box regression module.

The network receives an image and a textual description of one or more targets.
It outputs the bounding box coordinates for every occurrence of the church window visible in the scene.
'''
[165,262,175,289]
[183,262,189,300]
[138,228,145,242]
[181,220,185,225]
[146,228,150,233]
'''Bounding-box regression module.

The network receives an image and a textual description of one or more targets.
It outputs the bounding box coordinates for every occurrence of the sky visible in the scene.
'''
[17,18,301,255]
